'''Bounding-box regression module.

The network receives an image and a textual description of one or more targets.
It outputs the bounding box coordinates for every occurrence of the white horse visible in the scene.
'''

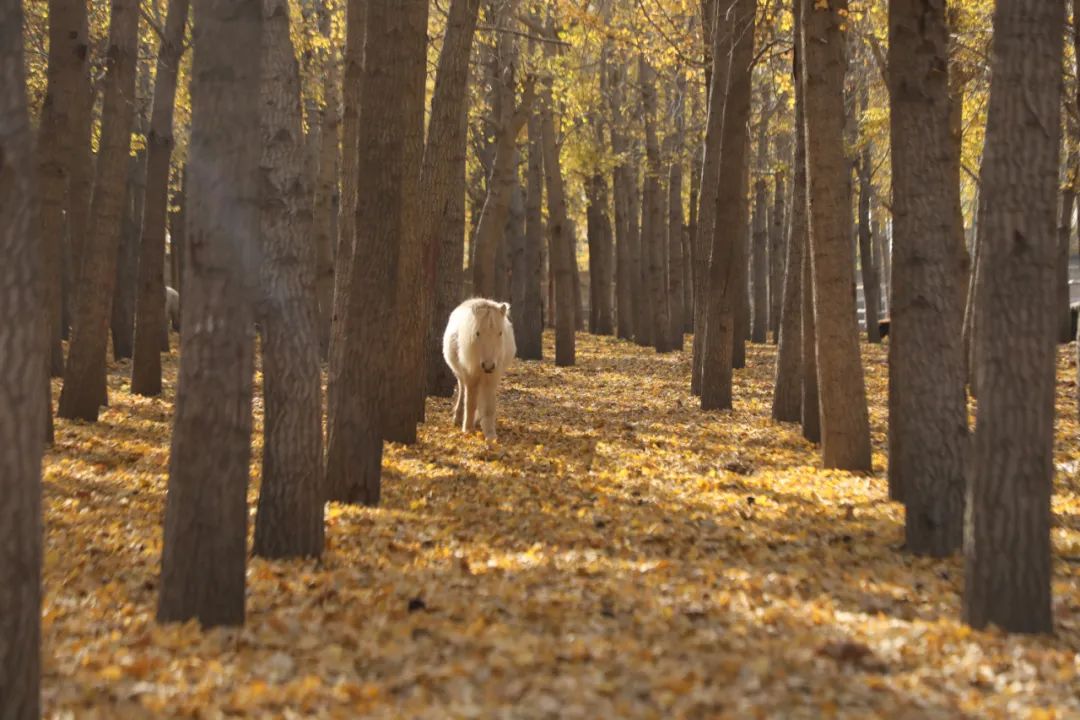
[442,298,517,440]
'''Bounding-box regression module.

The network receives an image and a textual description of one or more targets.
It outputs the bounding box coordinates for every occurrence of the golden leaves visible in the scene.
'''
[39,333,1080,716]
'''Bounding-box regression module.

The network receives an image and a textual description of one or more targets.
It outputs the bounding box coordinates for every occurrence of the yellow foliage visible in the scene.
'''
[41,332,1080,716]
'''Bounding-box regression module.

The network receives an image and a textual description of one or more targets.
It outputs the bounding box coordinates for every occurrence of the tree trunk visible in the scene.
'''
[64,0,95,320]
[628,161,649,348]
[701,0,755,410]
[666,70,686,350]
[686,138,701,335]
[378,0,429,445]
[516,108,545,359]
[36,0,90,379]
[772,33,806,423]
[887,0,968,555]
[0,7,46,709]
[733,145,751,369]
[640,56,671,353]
[800,0,871,470]
[963,0,1062,635]
[541,32,576,367]
[1058,152,1076,343]
[693,0,722,395]
[586,171,615,335]
[110,149,146,360]
[313,3,341,360]
[750,178,769,343]
[131,0,189,396]
[325,0,411,504]
[609,63,634,341]
[251,0,324,560]
[326,0,364,438]
[57,0,140,421]
[415,0,480,406]
[156,0,262,628]
[768,153,787,343]
[857,136,881,344]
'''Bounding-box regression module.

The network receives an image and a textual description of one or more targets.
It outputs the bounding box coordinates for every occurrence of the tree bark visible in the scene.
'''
[57,0,140,421]
[640,56,671,352]
[36,0,90,379]
[772,35,806,423]
[701,0,755,410]
[252,0,324,560]
[609,63,634,341]
[666,70,686,350]
[110,148,146,360]
[768,144,788,343]
[515,107,545,359]
[540,27,576,366]
[800,0,871,470]
[376,0,429,445]
[326,0,364,439]
[887,0,968,555]
[964,0,1062,634]
[313,3,341,360]
[1058,152,1076,343]
[131,0,189,396]
[586,170,615,335]
[0,5,46,709]
[628,160,648,348]
[857,125,881,344]
[64,0,94,321]
[750,177,769,343]
[157,0,262,628]
[325,0,410,504]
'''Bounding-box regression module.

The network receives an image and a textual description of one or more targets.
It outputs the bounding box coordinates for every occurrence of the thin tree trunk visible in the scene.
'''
[131,0,189,396]
[609,63,634,341]
[36,0,89,379]
[326,0,365,440]
[586,170,615,335]
[773,33,806,423]
[313,3,340,360]
[733,141,751,368]
[964,0,1062,635]
[156,0,262,628]
[667,70,686,350]
[111,148,146,360]
[57,0,140,421]
[629,160,649,348]
[64,0,94,317]
[540,27,576,366]
[686,138,701,334]
[252,0,324,560]
[768,146,788,343]
[857,126,881,343]
[516,107,545,359]
[0,4,46,708]
[801,0,871,470]
[701,0,755,410]
[325,0,411,504]
[750,178,769,343]
[1058,152,1076,343]
[887,0,968,554]
[640,56,670,352]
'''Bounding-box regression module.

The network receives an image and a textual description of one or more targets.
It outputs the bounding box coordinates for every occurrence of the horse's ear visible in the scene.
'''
[499,302,510,317]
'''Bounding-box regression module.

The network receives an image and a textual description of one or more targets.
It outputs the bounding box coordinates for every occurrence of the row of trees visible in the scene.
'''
[0,0,1072,714]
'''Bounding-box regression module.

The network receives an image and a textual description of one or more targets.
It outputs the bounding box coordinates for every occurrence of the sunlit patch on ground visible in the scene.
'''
[42,333,1080,717]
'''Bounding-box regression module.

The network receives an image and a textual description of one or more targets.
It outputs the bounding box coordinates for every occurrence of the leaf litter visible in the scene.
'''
[42,333,1080,718]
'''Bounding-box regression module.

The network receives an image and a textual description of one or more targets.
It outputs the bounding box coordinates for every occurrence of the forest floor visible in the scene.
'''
[42,332,1080,718]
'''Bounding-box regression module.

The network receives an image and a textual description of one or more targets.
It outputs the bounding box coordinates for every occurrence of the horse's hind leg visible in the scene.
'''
[452,378,464,428]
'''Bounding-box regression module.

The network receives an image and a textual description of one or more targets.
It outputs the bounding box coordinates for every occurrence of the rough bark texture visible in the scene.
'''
[701,0,755,410]
[252,0,324,560]
[57,0,139,421]
[325,0,408,504]
[887,0,968,554]
[379,0,429,444]
[516,108,545,359]
[326,0,364,434]
[692,1,722,394]
[857,119,881,345]
[772,35,806,423]
[800,0,871,470]
[110,148,146,360]
[36,0,89,379]
[666,71,686,350]
[131,0,189,396]
[541,32,576,367]
[964,0,1062,634]
[586,170,615,335]
[768,158,787,343]
[1057,152,1075,343]
[610,63,634,342]
[627,161,647,348]
[313,4,341,360]
[413,0,480,406]
[0,6,45,710]
[157,0,262,628]
[640,56,671,352]
[63,0,94,318]
[750,178,769,343]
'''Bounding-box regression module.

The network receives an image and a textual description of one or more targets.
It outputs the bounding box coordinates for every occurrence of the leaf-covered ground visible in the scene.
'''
[43,332,1080,718]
